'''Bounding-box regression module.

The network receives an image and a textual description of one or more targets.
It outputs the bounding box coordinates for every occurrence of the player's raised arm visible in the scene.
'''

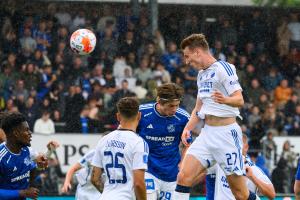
[245,166,275,199]
[181,98,202,146]
[61,163,82,193]
[212,90,244,108]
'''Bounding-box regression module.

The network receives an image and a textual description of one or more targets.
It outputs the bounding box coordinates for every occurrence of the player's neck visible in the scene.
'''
[118,122,137,133]
[202,55,217,70]
[5,140,22,154]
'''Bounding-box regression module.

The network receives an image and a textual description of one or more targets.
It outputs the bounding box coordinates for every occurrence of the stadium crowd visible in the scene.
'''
[0,1,300,195]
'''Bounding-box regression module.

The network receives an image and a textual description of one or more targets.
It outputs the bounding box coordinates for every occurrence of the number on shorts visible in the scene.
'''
[104,151,127,184]
[226,152,237,166]
[159,191,171,200]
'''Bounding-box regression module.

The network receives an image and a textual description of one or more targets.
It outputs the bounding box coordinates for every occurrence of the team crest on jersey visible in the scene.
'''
[167,124,175,133]
[24,157,31,166]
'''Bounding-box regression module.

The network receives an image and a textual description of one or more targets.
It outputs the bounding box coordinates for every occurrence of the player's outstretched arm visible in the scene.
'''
[61,163,82,193]
[181,98,202,146]
[91,166,104,193]
[212,90,244,107]
[295,180,300,200]
[245,166,276,199]
[133,169,146,200]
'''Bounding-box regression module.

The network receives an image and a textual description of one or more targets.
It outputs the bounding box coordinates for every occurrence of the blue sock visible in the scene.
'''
[175,184,191,193]
[248,191,257,200]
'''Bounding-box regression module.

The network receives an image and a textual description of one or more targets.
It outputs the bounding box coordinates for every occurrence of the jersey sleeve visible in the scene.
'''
[79,150,95,167]
[217,62,242,95]
[92,140,104,168]
[252,166,272,184]
[28,147,39,160]
[132,139,148,170]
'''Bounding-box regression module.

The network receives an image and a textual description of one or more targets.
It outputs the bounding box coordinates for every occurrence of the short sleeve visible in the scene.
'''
[132,139,148,170]
[79,150,95,167]
[28,147,39,160]
[91,140,104,168]
[217,62,242,95]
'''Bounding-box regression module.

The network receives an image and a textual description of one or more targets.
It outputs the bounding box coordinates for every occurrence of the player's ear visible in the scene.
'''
[156,96,160,103]
[137,112,141,121]
[116,112,121,122]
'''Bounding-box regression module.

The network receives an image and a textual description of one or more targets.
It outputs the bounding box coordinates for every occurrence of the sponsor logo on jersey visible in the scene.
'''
[145,179,155,190]
[145,135,175,142]
[143,154,148,164]
[229,80,239,85]
[24,157,31,166]
[13,166,17,172]
[11,171,30,183]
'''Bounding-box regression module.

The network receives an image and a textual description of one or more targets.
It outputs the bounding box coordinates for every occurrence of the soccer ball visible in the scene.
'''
[70,29,96,55]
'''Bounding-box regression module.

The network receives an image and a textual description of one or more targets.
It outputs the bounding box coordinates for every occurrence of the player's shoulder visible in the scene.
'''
[0,143,8,163]
[176,107,190,119]
[214,60,236,77]
[139,103,155,112]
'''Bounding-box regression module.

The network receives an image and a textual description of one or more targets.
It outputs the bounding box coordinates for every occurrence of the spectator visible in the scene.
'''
[247,106,261,129]
[19,27,37,57]
[218,17,237,47]
[70,9,86,31]
[33,110,55,135]
[291,104,300,135]
[133,57,152,86]
[99,26,118,61]
[21,63,40,91]
[246,78,265,105]
[287,13,300,49]
[133,79,147,99]
[69,105,95,133]
[274,79,292,107]
[263,67,283,93]
[161,41,181,74]
[262,131,277,173]
[119,30,138,56]
[33,20,52,53]
[37,65,56,100]
[112,52,131,79]
[210,40,226,61]
[277,17,292,57]
[110,79,135,106]
[153,62,171,84]
[96,5,116,32]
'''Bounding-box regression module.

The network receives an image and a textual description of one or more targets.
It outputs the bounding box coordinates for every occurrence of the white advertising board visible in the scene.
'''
[31,134,103,173]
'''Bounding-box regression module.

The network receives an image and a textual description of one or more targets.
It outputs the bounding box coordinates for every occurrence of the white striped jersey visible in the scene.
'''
[92,129,149,200]
[197,61,242,118]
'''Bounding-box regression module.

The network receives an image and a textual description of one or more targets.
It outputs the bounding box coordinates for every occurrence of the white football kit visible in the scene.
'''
[214,156,272,200]
[92,129,149,200]
[75,150,101,200]
[187,61,244,176]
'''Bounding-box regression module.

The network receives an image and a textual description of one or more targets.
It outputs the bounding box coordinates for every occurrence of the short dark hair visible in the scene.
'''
[1,112,26,135]
[156,83,184,103]
[180,33,209,51]
[117,97,139,119]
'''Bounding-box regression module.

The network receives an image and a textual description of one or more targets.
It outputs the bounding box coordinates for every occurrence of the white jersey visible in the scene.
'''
[197,61,242,118]
[92,129,149,200]
[75,150,101,200]
[214,156,272,200]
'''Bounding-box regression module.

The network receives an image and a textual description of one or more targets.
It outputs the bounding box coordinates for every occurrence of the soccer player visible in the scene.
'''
[91,97,148,200]
[295,161,300,200]
[174,33,258,200]
[0,112,39,199]
[137,83,190,200]
[61,149,101,200]
[214,134,275,199]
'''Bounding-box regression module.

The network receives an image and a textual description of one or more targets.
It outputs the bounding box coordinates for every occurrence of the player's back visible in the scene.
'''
[93,129,148,200]
[0,143,36,199]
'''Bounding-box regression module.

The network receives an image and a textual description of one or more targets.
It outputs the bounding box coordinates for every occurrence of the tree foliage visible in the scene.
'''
[252,0,300,6]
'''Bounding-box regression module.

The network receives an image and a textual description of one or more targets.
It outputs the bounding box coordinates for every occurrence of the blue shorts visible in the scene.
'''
[296,163,300,181]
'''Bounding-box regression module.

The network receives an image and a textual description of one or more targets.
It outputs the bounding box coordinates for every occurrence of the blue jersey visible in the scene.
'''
[0,143,36,199]
[137,103,190,182]
[296,160,300,181]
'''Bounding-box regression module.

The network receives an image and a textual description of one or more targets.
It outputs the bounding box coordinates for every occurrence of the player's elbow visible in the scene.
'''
[134,179,146,191]
[262,185,276,199]
[236,97,244,107]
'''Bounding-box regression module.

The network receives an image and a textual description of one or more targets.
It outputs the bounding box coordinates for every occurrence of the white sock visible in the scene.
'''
[173,191,190,200]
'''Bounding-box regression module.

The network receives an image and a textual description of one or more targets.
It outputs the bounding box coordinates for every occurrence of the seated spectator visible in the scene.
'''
[68,105,97,133]
[274,79,292,108]
[133,79,147,99]
[112,52,131,79]
[33,19,52,53]
[263,67,283,93]
[284,93,299,117]
[210,40,226,61]
[19,27,37,57]
[110,79,135,106]
[34,110,55,135]
[246,78,265,105]
[21,63,40,91]
[294,76,300,97]
[247,106,261,129]
[133,57,152,86]
[37,65,57,100]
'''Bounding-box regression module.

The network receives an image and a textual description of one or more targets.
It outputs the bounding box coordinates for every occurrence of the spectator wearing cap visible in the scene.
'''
[34,110,55,135]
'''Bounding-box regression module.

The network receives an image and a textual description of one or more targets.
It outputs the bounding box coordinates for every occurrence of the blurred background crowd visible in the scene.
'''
[0,0,300,196]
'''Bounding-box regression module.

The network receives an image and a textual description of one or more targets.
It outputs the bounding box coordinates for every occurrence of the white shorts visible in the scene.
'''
[75,183,101,200]
[145,172,176,200]
[186,123,244,176]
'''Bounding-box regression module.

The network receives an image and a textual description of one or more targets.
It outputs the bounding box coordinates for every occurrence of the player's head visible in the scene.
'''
[181,33,210,69]
[1,112,31,147]
[242,133,249,156]
[156,83,184,116]
[117,97,141,123]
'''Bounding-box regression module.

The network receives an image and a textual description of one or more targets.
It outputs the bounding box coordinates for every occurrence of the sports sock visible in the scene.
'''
[173,184,191,200]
